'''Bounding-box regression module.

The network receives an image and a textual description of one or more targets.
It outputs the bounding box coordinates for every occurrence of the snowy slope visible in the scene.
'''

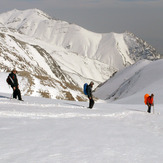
[0,9,160,100]
[0,9,131,67]
[0,9,159,65]
[0,31,111,100]
[94,59,163,104]
[1,49,163,162]
[0,92,163,163]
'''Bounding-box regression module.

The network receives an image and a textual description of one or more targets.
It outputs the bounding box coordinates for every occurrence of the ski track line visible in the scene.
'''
[0,101,86,109]
[0,110,138,119]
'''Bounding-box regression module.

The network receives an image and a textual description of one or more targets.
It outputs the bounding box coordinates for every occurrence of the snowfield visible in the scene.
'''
[0,93,163,163]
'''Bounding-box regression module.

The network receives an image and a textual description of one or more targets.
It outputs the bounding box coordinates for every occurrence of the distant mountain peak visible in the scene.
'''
[0,9,161,100]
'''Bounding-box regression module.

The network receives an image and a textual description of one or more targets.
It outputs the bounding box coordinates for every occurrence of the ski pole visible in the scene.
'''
[153,105,155,114]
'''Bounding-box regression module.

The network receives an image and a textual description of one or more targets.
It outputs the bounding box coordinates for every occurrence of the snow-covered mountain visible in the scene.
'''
[94,59,163,104]
[1,52,163,162]
[0,9,160,100]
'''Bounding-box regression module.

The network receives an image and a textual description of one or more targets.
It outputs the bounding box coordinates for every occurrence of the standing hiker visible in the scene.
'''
[87,81,94,109]
[6,69,23,101]
[146,94,154,113]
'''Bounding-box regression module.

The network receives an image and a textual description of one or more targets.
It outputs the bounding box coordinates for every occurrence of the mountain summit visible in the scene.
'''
[0,9,160,100]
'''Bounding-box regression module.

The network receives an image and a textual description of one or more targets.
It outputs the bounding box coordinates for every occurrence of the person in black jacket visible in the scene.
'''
[8,69,22,101]
[87,81,94,109]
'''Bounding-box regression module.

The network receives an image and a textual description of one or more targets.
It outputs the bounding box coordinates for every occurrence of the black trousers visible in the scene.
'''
[89,98,94,109]
[13,88,22,100]
[147,104,151,113]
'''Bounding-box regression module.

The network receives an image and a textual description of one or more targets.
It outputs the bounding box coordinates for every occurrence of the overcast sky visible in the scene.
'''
[0,0,163,54]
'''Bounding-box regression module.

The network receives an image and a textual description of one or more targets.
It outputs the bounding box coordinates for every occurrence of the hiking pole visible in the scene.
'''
[10,92,13,100]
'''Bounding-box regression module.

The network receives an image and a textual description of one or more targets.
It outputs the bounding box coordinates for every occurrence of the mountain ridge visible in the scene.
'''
[0,9,160,100]
[94,59,163,103]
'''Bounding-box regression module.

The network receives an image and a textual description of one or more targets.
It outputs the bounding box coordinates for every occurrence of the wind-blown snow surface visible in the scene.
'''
[0,93,163,163]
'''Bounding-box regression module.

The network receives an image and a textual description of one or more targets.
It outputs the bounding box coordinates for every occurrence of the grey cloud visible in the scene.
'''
[119,0,159,1]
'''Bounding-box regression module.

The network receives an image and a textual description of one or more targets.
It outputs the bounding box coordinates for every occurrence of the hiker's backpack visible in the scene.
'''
[144,94,149,105]
[83,83,88,95]
[6,75,14,85]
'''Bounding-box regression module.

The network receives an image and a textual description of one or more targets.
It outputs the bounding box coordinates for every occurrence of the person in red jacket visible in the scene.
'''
[147,94,154,113]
